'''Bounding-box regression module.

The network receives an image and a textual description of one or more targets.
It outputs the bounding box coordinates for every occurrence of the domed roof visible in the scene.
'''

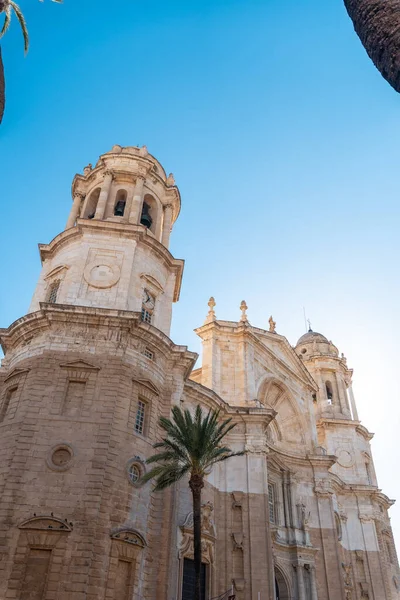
[296,329,329,346]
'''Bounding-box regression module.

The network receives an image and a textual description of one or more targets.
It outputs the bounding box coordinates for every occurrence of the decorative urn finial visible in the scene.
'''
[204,297,216,324]
[240,300,248,323]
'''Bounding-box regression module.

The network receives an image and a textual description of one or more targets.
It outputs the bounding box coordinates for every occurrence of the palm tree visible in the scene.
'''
[141,404,243,600]
[0,0,61,124]
[344,0,400,93]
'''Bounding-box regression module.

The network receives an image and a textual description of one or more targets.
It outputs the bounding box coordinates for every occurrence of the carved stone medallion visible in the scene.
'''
[84,262,121,289]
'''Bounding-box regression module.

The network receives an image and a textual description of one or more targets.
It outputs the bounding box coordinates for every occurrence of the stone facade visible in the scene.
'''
[0,145,398,600]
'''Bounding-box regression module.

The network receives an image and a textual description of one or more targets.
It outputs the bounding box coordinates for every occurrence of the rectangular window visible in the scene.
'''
[21,548,52,600]
[0,386,18,422]
[47,280,60,304]
[182,558,206,600]
[62,380,86,417]
[135,399,147,435]
[141,290,155,324]
[268,483,276,523]
[143,348,154,360]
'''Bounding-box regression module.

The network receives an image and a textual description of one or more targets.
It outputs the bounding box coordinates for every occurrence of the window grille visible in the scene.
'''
[268,483,276,523]
[141,290,155,324]
[141,309,152,324]
[135,400,146,435]
[143,348,154,360]
[47,280,60,304]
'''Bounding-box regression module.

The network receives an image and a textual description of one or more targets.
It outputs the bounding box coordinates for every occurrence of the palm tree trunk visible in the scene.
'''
[189,474,204,600]
[0,46,5,124]
[344,0,400,93]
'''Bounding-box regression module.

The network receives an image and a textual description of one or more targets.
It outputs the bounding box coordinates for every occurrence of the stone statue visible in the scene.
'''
[269,315,276,333]
[166,173,175,186]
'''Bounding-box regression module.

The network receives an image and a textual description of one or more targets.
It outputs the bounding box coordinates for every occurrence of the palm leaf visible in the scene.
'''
[9,1,28,53]
[0,6,12,39]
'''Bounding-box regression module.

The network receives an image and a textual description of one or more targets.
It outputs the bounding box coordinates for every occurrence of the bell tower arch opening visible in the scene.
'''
[83,188,101,219]
[113,189,127,217]
[140,194,159,236]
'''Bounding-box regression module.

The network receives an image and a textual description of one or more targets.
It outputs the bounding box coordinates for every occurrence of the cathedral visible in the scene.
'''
[0,145,399,600]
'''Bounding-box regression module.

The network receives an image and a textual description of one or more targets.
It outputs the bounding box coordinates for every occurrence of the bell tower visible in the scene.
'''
[295,328,355,420]
[29,144,183,336]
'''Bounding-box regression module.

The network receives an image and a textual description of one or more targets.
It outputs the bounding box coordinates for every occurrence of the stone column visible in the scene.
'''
[335,373,350,416]
[129,176,145,224]
[66,192,84,229]
[295,564,306,600]
[123,185,135,223]
[161,204,173,247]
[94,170,113,220]
[310,565,318,600]
[348,385,359,421]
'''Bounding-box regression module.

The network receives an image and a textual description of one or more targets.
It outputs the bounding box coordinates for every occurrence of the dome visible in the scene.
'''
[296,329,329,346]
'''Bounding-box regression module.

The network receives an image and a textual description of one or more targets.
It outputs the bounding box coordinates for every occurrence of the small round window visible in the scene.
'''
[301,348,307,354]
[129,464,140,484]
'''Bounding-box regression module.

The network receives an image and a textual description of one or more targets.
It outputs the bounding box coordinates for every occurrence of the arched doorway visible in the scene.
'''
[275,566,289,600]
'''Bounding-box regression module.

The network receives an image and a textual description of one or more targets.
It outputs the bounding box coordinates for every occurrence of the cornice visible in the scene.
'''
[316,418,373,440]
[0,305,197,377]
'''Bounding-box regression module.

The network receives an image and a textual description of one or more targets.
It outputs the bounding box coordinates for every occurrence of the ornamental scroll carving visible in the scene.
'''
[179,502,216,564]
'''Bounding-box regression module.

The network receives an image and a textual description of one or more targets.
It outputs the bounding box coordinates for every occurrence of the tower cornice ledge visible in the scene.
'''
[316,418,374,440]
[0,305,197,376]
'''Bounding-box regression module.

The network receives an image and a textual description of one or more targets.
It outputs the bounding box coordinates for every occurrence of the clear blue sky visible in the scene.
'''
[1,0,400,543]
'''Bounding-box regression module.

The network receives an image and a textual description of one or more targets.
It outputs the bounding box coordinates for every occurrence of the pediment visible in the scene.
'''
[4,367,30,383]
[19,515,72,532]
[140,273,164,294]
[59,360,100,371]
[44,265,69,280]
[134,378,160,395]
[252,331,316,390]
[111,529,146,547]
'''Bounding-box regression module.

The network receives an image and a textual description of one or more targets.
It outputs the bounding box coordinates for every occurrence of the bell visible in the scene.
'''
[140,203,153,228]
[114,201,125,217]
[140,213,152,228]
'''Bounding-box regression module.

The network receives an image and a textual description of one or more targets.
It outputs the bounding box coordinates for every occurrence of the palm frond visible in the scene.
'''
[9,1,28,53]
[0,6,12,39]
[140,462,190,490]
[144,404,242,488]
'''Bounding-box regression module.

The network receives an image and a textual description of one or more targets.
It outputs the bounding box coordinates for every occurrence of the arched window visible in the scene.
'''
[325,381,333,403]
[114,189,127,217]
[84,188,100,219]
